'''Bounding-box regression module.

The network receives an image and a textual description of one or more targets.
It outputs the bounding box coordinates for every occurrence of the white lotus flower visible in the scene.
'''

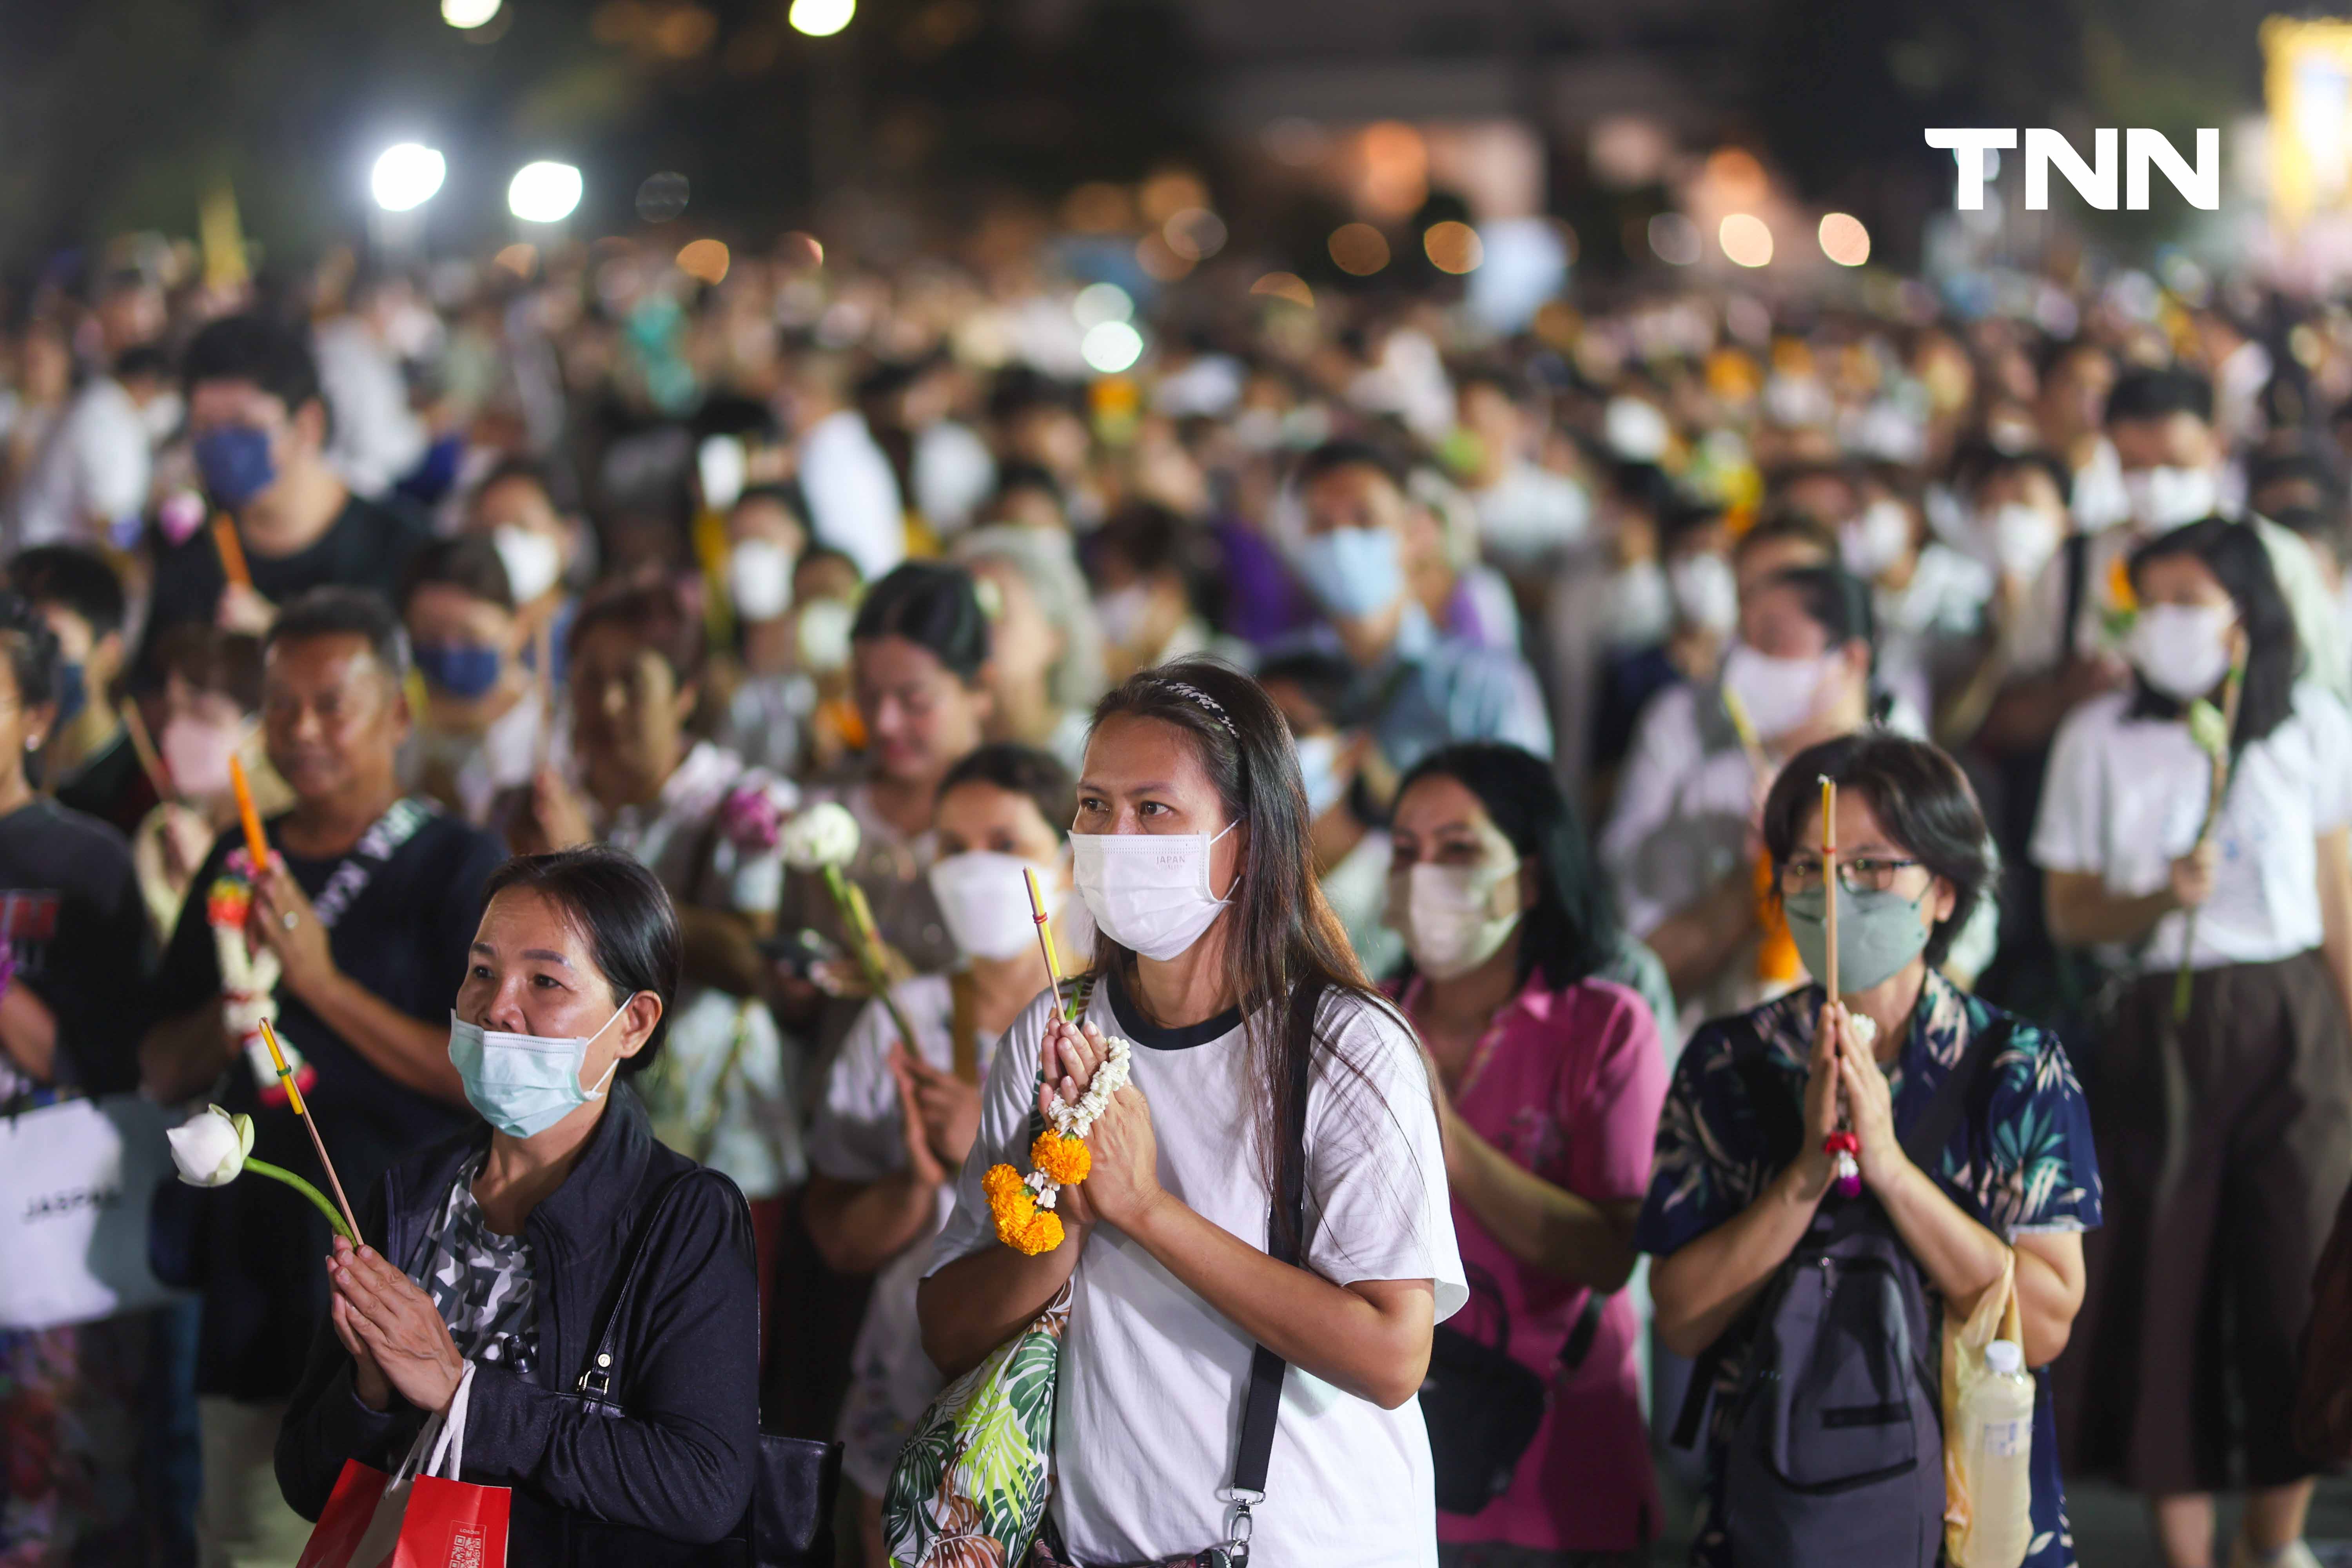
[168,1104,255,1187]
[780,800,861,871]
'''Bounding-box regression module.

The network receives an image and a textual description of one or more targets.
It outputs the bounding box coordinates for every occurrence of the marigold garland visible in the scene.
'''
[985,1033,1134,1254]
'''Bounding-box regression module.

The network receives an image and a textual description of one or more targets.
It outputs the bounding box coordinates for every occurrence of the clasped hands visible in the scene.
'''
[1036,1013,1161,1233]
[328,1237,466,1416]
[1798,1000,1911,1202]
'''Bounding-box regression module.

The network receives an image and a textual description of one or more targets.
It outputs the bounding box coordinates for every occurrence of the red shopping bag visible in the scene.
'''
[298,1364,509,1568]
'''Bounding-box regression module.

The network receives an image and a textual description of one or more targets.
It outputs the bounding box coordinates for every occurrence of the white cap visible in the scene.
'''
[1985,1339,2024,1375]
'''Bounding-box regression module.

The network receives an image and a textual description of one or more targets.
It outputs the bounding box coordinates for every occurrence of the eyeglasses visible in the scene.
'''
[1778,855,1923,896]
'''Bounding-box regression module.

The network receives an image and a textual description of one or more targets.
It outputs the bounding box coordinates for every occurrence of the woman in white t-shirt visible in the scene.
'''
[2033,517,2352,1568]
[920,657,1467,1567]
[804,743,1084,1563]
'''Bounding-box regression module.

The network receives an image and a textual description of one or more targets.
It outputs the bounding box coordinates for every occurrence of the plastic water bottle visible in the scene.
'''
[1959,1339,2036,1568]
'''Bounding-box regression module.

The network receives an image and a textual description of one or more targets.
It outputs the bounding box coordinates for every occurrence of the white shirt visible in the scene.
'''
[929,980,1466,1567]
[12,377,149,548]
[1321,828,1403,982]
[799,408,907,581]
[2032,684,2352,970]
[911,419,996,535]
[808,973,1007,1493]
[314,316,427,499]
[1470,461,1592,568]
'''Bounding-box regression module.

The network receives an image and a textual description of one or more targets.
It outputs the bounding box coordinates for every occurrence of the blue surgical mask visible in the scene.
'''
[51,662,85,728]
[447,1000,633,1139]
[414,642,504,701]
[193,425,278,511]
[1297,526,1405,620]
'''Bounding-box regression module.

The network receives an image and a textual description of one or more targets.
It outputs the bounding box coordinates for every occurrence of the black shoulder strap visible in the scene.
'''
[2060,530,2092,660]
[575,1167,720,1399]
[1229,984,1319,1504]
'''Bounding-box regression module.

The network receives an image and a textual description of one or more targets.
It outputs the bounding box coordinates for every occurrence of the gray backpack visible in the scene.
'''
[1675,1017,2011,1566]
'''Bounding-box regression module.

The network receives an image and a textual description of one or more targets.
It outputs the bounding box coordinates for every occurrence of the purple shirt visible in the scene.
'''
[1400,973,1668,1552]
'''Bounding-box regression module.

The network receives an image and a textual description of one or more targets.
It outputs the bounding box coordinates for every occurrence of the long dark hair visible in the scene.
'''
[1393,742,1618,991]
[2126,517,2296,748]
[1083,657,1412,1251]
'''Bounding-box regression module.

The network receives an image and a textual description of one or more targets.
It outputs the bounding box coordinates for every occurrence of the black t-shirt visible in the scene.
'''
[149,799,506,1397]
[0,798,147,1095]
[54,730,159,837]
[142,491,429,653]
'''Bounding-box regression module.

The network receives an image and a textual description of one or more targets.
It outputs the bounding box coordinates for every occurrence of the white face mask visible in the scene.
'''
[446,1000,631,1140]
[1294,734,1348,819]
[2123,465,2220,532]
[727,538,797,622]
[1668,551,1739,637]
[1984,502,2062,579]
[928,849,1053,962]
[492,525,563,604]
[2127,601,2238,701]
[1604,559,1673,648]
[1095,583,1153,650]
[1390,860,1523,982]
[1072,822,1238,961]
[795,597,856,673]
[1720,643,1832,741]
[1839,499,1912,579]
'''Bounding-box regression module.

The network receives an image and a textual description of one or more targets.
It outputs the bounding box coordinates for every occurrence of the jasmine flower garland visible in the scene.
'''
[986,1033,1136,1254]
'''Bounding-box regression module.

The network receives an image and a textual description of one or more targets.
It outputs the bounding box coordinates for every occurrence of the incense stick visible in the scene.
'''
[1023,866,1071,1016]
[1820,775,1838,1001]
[229,753,269,870]
[258,1018,361,1241]
[211,514,252,591]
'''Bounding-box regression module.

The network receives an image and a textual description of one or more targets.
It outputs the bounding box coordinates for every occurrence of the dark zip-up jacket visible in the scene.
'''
[274,1086,760,1556]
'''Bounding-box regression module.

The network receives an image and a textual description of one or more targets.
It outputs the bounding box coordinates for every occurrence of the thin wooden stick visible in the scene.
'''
[211,514,252,590]
[1820,775,1838,1001]
[229,753,269,869]
[258,1017,361,1241]
[1024,866,1071,1018]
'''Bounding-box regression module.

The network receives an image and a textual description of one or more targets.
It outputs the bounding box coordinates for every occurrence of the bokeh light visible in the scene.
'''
[777,230,825,270]
[370,144,445,212]
[1061,182,1133,234]
[1719,212,1774,268]
[677,239,730,285]
[1080,320,1144,374]
[1073,281,1134,328]
[789,0,855,36]
[1817,211,1871,267]
[492,243,538,278]
[1250,272,1315,309]
[1647,213,1701,266]
[441,0,502,26]
[1328,223,1390,276]
[1135,232,1193,282]
[635,172,690,223]
[508,161,583,223]
[1138,169,1209,226]
[1423,220,1483,274]
[1163,207,1227,262]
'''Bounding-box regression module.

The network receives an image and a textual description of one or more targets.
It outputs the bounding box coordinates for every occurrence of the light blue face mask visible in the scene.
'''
[1784,886,1934,996]
[447,999,635,1139]
[1297,526,1405,620]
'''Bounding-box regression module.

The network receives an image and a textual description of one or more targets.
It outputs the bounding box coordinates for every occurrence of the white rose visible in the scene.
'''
[780,800,862,871]
[167,1103,255,1187]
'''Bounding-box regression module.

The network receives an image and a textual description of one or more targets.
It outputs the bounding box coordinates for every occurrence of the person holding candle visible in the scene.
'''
[274,846,765,1558]
[2033,518,2352,1568]
[1639,730,2098,1568]
[918,657,1465,1567]
[803,742,1081,1565]
[136,586,505,1566]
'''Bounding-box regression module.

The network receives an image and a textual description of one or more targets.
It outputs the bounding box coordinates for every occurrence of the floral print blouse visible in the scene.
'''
[1634,971,2102,1568]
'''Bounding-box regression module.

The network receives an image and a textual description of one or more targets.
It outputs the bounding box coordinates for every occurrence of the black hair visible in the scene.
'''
[1256,649,1368,732]
[693,393,781,444]
[266,586,409,680]
[9,545,126,641]
[2105,366,2214,427]
[1395,742,1620,991]
[2248,443,2347,508]
[1949,440,2073,510]
[2272,503,2350,568]
[851,561,989,684]
[114,343,173,384]
[180,314,323,418]
[1761,731,1997,968]
[1297,437,1406,493]
[990,461,1065,509]
[399,534,515,615]
[1085,656,1421,1254]
[480,847,683,1075]
[2126,518,2298,747]
[939,742,1076,841]
[1730,510,1838,570]
[1761,563,1876,649]
[987,367,1083,424]
[143,624,263,713]
[1093,502,1226,629]
[731,482,808,524]
[0,589,61,713]
[795,544,863,586]
[566,578,703,685]
[474,456,563,508]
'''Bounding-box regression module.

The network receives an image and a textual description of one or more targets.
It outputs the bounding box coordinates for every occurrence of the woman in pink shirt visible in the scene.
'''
[1389,742,1670,1566]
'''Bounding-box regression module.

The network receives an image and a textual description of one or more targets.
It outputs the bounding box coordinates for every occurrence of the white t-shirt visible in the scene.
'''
[12,377,150,548]
[927,974,1466,1567]
[2032,684,2352,969]
[807,973,1008,1494]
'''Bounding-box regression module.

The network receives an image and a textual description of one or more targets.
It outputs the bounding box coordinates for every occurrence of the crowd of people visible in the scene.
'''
[2,219,2351,1568]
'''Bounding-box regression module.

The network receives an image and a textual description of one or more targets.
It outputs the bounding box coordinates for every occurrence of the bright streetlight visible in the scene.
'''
[442,0,502,25]
[508,161,583,224]
[789,0,855,36]
[370,144,447,212]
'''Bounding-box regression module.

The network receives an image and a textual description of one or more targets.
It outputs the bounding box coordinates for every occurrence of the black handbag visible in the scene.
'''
[564,1169,843,1567]
[1420,1264,1608,1516]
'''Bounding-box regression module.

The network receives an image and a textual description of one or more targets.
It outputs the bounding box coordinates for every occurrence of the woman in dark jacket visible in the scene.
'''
[275,846,761,1556]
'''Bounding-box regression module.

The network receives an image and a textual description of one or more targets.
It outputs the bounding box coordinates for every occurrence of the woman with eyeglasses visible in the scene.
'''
[2035,519,2352,1568]
[1638,731,2099,1568]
